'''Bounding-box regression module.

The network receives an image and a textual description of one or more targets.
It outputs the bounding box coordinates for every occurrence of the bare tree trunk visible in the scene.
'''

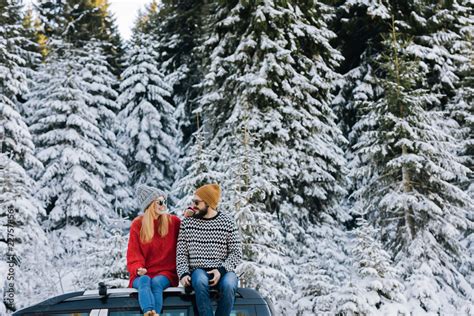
[402,144,416,239]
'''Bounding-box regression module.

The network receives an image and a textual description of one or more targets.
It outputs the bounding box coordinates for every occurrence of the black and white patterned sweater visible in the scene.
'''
[176,211,242,279]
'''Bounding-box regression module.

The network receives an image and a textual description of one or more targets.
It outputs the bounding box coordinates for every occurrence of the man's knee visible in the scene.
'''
[191,269,209,289]
[220,272,238,293]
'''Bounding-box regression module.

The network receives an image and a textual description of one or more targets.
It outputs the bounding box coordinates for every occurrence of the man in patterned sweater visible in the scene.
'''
[176,183,242,316]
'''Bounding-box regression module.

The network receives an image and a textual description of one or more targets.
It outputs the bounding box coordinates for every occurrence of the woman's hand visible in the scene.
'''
[137,267,147,276]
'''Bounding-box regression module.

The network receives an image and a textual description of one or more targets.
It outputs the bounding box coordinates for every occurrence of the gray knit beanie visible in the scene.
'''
[136,185,167,212]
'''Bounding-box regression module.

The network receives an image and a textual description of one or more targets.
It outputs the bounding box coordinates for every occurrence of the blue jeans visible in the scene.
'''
[191,269,238,316]
[132,275,170,313]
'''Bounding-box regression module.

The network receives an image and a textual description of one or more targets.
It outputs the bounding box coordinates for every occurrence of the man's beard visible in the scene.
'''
[193,205,209,219]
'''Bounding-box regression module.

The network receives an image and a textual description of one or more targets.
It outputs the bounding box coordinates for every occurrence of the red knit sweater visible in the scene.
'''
[126,214,181,288]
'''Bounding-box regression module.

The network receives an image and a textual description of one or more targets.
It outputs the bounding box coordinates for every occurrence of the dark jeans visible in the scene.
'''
[191,268,238,316]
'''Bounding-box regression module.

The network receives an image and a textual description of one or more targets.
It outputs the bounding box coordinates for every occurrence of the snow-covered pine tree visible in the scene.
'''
[456,73,474,291]
[0,0,48,312]
[334,217,406,315]
[33,0,66,60]
[137,0,212,209]
[132,0,159,34]
[336,0,473,113]
[171,123,221,210]
[334,1,473,311]
[140,0,210,147]
[350,15,473,314]
[399,0,472,112]
[117,32,180,197]
[79,41,133,216]
[26,41,116,232]
[339,0,474,195]
[193,1,350,314]
[447,19,473,289]
[16,6,44,124]
[217,99,295,314]
[71,218,130,290]
[24,221,128,299]
[462,229,474,288]
[331,0,391,139]
[35,0,124,74]
[331,2,392,233]
[330,13,391,301]
[408,6,474,279]
[0,0,41,117]
[447,41,473,196]
[18,5,41,70]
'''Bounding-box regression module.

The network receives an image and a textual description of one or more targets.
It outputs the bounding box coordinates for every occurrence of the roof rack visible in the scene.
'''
[33,291,85,306]
[82,287,186,296]
[82,283,247,299]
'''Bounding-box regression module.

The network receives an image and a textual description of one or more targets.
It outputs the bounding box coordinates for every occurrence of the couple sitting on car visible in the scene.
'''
[126,183,243,316]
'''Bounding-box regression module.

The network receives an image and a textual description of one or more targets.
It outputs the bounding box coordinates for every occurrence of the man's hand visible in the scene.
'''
[181,275,191,287]
[207,269,221,286]
[183,207,196,218]
[137,268,147,276]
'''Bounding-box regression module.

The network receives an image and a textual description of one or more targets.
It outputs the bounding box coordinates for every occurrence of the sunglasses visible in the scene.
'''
[156,199,167,206]
[192,199,204,206]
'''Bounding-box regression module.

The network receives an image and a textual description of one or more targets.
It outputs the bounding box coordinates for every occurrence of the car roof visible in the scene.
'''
[13,287,268,315]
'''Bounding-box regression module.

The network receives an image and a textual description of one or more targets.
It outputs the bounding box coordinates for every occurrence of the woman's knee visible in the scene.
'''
[136,275,152,288]
[151,275,170,290]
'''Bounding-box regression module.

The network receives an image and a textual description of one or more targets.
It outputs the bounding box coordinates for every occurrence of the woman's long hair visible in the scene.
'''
[140,201,170,243]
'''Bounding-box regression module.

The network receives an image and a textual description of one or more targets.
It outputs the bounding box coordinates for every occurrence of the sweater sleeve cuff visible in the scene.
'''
[128,263,144,275]
[218,266,227,276]
[179,272,190,280]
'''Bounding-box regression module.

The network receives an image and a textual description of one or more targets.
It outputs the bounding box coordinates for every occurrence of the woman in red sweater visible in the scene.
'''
[127,185,181,316]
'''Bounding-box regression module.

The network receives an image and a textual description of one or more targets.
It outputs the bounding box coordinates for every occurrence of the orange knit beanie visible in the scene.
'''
[195,183,221,209]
